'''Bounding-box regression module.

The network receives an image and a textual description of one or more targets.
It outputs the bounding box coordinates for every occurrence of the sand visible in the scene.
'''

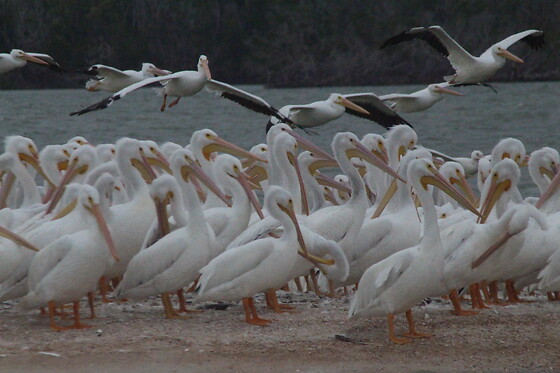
[1,291,559,372]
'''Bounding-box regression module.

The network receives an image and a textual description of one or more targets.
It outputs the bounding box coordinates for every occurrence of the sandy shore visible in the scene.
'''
[1,291,559,372]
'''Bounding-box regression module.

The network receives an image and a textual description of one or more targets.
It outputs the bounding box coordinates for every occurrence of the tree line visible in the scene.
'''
[1,0,558,89]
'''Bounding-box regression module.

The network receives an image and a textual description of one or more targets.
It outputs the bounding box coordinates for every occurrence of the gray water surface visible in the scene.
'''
[1,82,558,196]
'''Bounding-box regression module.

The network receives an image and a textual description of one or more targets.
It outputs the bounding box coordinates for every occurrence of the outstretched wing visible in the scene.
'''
[86,64,129,79]
[70,72,183,116]
[343,93,412,129]
[494,29,545,50]
[381,26,476,73]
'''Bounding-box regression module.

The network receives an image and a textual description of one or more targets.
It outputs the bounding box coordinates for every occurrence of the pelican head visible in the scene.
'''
[429,83,463,96]
[361,133,389,163]
[215,154,264,218]
[79,185,120,262]
[491,138,527,167]
[479,158,520,223]
[198,55,211,80]
[386,125,417,162]
[329,93,370,115]
[192,129,265,163]
[170,148,231,207]
[141,63,171,77]
[10,49,49,65]
[334,132,404,183]
[495,46,524,64]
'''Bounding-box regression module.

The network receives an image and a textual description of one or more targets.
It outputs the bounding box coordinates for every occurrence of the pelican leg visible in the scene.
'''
[449,289,478,316]
[87,292,96,319]
[403,310,431,339]
[304,275,313,291]
[265,289,295,313]
[48,301,69,331]
[99,277,113,303]
[488,281,505,305]
[505,280,531,303]
[555,292,560,300]
[473,283,490,309]
[70,301,93,329]
[387,314,411,344]
[294,277,304,292]
[547,292,555,301]
[243,297,270,326]
[309,269,323,296]
[176,289,203,313]
[40,307,47,316]
[162,292,190,320]
[480,281,492,303]
[160,94,168,112]
[168,97,181,108]
[327,280,339,298]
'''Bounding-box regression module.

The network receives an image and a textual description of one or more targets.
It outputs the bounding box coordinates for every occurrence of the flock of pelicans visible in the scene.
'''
[1,26,545,132]
[0,26,555,345]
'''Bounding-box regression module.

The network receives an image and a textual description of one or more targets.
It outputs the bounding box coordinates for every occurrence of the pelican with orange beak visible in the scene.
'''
[379,83,464,113]
[17,185,120,331]
[194,186,332,325]
[267,93,410,131]
[0,49,61,74]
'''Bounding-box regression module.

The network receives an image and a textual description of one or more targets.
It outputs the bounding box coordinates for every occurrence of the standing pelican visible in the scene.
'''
[0,49,61,74]
[349,158,480,344]
[193,186,311,325]
[17,185,119,330]
[380,26,544,83]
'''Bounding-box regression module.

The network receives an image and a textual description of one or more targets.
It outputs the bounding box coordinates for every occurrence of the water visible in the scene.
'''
[0,81,559,196]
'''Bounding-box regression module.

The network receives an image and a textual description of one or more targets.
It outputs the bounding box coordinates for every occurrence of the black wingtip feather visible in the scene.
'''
[70,96,114,116]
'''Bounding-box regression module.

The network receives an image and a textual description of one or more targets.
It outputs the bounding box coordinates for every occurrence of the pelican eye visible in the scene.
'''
[111,149,116,154]
[88,197,93,203]
[441,213,447,218]
[261,147,266,152]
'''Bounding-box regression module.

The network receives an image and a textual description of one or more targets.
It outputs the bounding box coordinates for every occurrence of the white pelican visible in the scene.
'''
[0,49,61,74]
[267,93,410,131]
[428,149,484,177]
[349,158,476,344]
[193,186,310,325]
[18,185,119,330]
[115,171,214,318]
[379,82,463,113]
[84,63,171,93]
[380,26,545,83]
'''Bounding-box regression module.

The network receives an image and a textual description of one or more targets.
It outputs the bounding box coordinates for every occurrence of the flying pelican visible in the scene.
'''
[267,93,410,131]
[0,49,61,74]
[380,26,544,83]
[379,82,463,113]
[84,63,171,93]
[349,158,479,344]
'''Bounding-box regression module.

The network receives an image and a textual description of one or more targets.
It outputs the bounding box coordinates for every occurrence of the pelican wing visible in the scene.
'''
[494,29,545,50]
[27,236,73,289]
[373,249,414,289]
[205,79,291,123]
[226,216,282,249]
[86,64,130,79]
[195,240,274,296]
[378,93,417,109]
[343,93,412,129]
[26,53,62,73]
[425,26,477,71]
[118,235,184,295]
[70,72,184,116]
[380,26,450,56]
